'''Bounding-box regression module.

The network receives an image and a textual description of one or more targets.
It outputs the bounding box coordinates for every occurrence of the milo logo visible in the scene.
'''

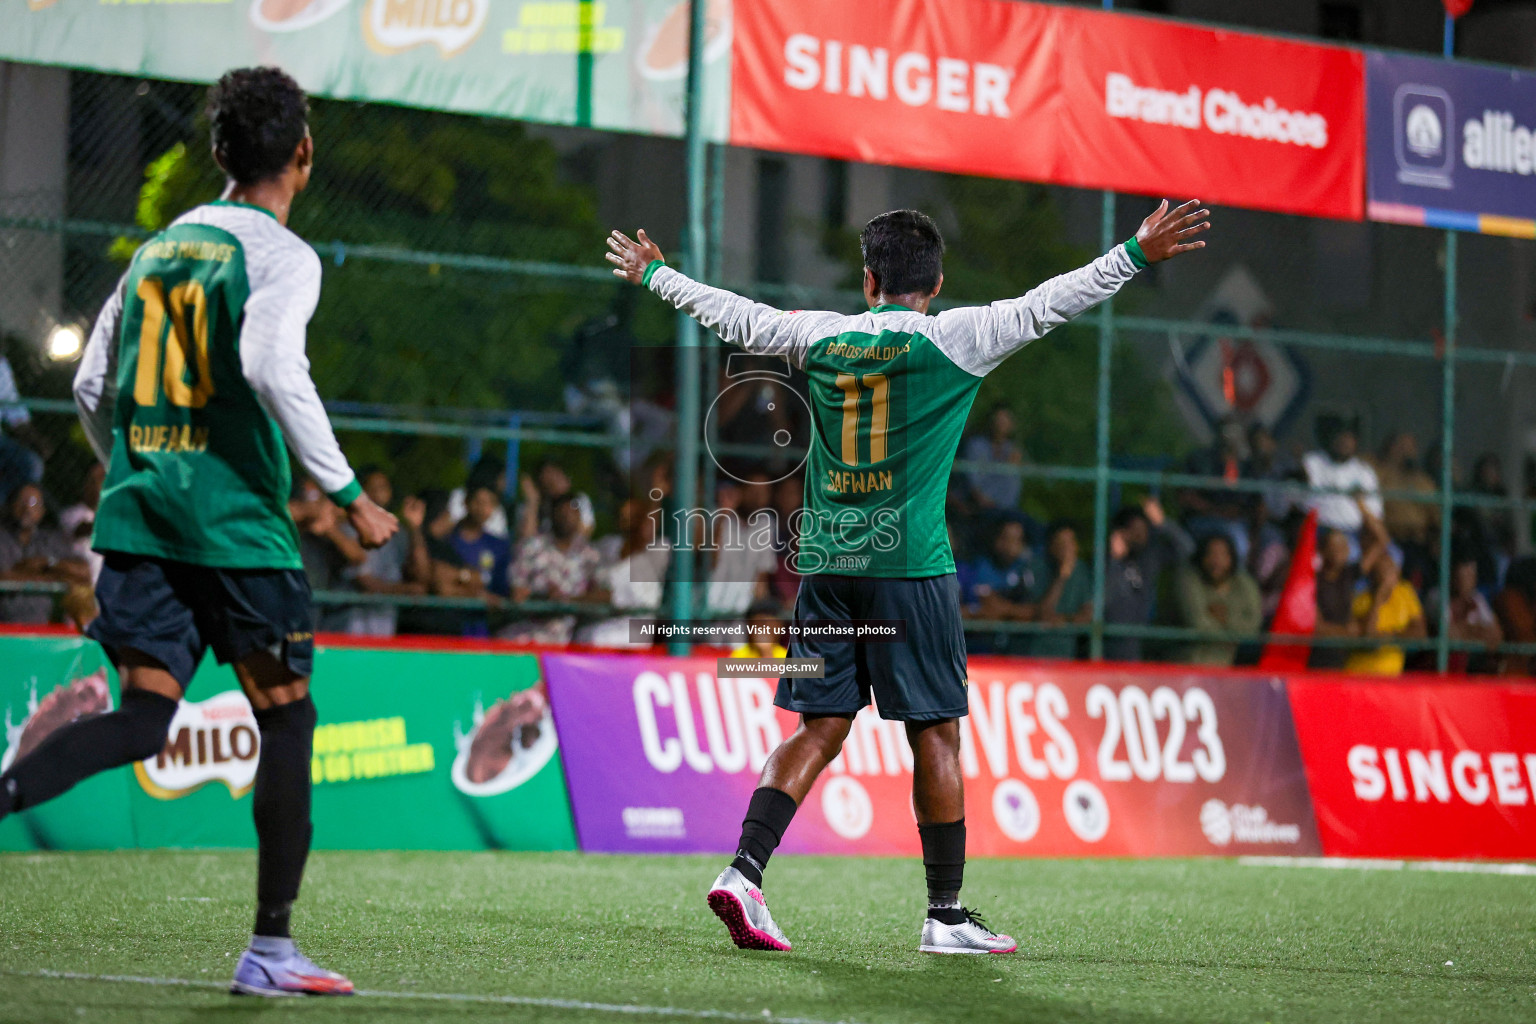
[135,691,260,800]
[363,0,489,56]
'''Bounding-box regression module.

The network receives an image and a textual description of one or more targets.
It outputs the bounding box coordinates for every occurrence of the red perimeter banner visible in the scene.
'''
[1289,678,1536,860]
[730,0,1365,221]
[545,653,1320,858]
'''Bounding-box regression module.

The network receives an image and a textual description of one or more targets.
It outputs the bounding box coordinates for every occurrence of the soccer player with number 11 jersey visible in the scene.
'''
[607,197,1211,954]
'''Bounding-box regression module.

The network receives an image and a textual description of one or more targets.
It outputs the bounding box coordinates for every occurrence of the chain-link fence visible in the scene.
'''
[2,66,1535,674]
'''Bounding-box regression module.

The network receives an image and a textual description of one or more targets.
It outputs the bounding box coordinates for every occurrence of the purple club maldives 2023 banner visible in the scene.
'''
[1367,51,1536,236]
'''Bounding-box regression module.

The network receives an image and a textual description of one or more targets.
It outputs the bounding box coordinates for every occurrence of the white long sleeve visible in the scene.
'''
[646,264,843,370]
[932,245,1140,376]
[74,271,126,466]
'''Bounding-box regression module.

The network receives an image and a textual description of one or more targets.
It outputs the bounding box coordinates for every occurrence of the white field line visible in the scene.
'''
[1238,856,1536,876]
[10,970,864,1024]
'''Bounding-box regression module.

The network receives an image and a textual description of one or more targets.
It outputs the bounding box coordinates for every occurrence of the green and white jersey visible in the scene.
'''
[74,201,360,570]
[648,245,1142,578]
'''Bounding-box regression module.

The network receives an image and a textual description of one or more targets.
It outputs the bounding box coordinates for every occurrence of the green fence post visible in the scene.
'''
[1436,17,1457,675]
[1091,188,1116,662]
[668,0,710,652]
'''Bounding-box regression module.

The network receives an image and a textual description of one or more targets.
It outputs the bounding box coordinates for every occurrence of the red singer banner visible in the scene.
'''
[1288,678,1536,860]
[547,653,1321,858]
[730,0,1366,221]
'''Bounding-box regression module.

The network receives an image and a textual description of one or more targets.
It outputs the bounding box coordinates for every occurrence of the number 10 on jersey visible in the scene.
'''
[133,276,215,409]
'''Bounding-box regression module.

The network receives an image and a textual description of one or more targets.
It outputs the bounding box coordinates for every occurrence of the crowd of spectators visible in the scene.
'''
[2,397,1534,676]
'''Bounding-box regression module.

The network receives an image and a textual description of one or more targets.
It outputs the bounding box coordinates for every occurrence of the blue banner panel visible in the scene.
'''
[1367,51,1536,237]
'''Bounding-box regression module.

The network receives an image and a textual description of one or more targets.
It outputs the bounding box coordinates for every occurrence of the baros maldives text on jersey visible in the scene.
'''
[75,201,360,570]
[641,245,1143,578]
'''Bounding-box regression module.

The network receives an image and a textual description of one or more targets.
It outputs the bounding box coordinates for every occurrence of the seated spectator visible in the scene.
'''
[705,480,776,620]
[1244,423,1298,523]
[0,483,89,623]
[961,518,1040,654]
[1345,554,1426,676]
[731,600,790,660]
[516,457,592,542]
[505,492,604,644]
[289,476,366,604]
[1023,522,1092,660]
[581,497,670,648]
[1426,552,1502,674]
[334,467,426,637]
[398,489,495,637]
[450,455,511,539]
[1493,556,1536,676]
[453,484,513,598]
[1180,416,1252,560]
[60,462,105,583]
[1302,417,1382,542]
[1174,533,1261,667]
[1103,498,1193,663]
[962,405,1026,514]
[1310,527,1361,670]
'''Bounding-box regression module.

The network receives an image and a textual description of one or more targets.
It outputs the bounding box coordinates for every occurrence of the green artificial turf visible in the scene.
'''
[1,851,1532,1023]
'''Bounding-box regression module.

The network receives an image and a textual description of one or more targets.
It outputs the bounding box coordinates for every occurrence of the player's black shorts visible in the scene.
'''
[87,552,315,688]
[775,573,968,722]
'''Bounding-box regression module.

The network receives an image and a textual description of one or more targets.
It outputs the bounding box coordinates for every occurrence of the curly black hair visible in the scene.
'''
[204,66,309,185]
[860,209,945,296]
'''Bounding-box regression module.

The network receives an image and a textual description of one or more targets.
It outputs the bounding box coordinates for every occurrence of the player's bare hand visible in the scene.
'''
[605,229,665,284]
[347,494,399,549]
[1135,199,1210,262]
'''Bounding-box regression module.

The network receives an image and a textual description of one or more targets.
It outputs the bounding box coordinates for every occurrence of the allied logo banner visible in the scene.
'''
[1288,677,1536,860]
[730,0,1365,220]
[543,653,1321,856]
[1367,51,1536,237]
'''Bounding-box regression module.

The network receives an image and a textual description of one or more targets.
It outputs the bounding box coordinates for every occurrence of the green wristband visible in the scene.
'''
[641,259,666,288]
[1124,236,1150,270]
[329,478,363,507]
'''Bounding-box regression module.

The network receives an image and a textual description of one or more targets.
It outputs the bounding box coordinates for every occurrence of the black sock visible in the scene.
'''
[251,697,317,939]
[730,787,798,886]
[919,818,966,921]
[0,689,177,815]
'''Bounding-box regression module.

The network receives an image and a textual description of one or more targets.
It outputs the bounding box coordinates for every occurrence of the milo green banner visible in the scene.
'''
[0,634,576,851]
[1,0,730,139]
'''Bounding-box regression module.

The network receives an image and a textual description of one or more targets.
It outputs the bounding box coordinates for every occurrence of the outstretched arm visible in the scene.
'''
[935,200,1210,377]
[606,229,838,369]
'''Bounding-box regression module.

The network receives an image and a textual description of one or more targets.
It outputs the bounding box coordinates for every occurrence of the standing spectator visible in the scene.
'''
[1369,433,1438,560]
[1103,498,1194,662]
[505,492,604,644]
[453,485,513,598]
[0,483,89,623]
[394,489,495,637]
[1426,552,1502,674]
[1244,423,1298,523]
[334,468,426,637]
[1468,453,1514,589]
[1023,522,1092,660]
[581,497,670,647]
[60,463,106,583]
[960,518,1040,654]
[0,344,47,504]
[1494,557,1536,676]
[962,405,1026,513]
[1179,416,1251,559]
[289,477,367,631]
[1174,534,1262,667]
[705,480,777,620]
[1302,418,1382,541]
[1244,500,1291,618]
[1345,555,1426,676]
